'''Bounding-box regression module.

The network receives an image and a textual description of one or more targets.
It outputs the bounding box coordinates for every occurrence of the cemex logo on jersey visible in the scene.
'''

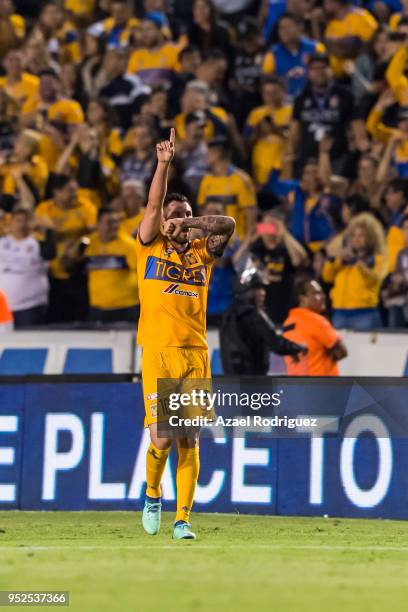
[162,283,198,298]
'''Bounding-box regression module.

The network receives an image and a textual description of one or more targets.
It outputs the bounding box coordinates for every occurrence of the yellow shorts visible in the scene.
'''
[141,346,213,427]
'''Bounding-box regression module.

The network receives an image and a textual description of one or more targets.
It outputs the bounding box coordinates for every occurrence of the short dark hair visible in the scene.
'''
[294,276,315,304]
[387,178,408,197]
[12,205,32,218]
[208,136,231,158]
[261,75,283,88]
[163,193,190,207]
[278,12,302,26]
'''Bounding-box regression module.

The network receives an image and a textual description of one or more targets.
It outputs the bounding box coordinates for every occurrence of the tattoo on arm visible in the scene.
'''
[182,215,236,257]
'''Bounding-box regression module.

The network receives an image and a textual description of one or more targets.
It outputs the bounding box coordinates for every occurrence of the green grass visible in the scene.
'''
[1,512,408,612]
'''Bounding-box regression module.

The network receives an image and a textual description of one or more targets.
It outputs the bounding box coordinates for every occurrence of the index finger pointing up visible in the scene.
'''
[170,127,175,143]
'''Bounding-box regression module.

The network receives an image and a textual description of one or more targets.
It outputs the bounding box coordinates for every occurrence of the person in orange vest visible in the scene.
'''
[0,290,14,332]
[283,278,347,376]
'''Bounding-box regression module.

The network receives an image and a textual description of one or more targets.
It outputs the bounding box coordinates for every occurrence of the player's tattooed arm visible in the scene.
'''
[138,128,175,244]
[182,215,236,257]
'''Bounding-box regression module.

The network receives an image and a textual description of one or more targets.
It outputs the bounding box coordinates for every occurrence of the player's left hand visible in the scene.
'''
[162,217,185,238]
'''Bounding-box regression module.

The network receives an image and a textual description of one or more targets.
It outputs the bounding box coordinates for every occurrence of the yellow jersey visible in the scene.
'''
[386,47,408,105]
[0,73,39,108]
[246,105,292,184]
[389,12,404,30]
[65,0,95,18]
[36,98,84,171]
[88,17,140,48]
[120,210,145,238]
[135,233,214,348]
[325,8,378,77]
[175,106,228,141]
[36,196,97,279]
[85,231,138,308]
[9,14,25,38]
[387,226,405,273]
[128,44,179,85]
[0,14,25,59]
[0,155,49,199]
[322,254,386,309]
[197,166,256,239]
[57,20,81,64]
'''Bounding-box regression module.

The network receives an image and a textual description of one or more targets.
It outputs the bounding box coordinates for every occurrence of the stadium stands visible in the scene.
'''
[0,0,407,335]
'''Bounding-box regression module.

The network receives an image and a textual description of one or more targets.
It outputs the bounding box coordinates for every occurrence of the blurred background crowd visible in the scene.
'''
[0,0,408,332]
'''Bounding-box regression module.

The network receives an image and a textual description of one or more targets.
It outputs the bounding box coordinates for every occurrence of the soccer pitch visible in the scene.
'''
[1,512,408,611]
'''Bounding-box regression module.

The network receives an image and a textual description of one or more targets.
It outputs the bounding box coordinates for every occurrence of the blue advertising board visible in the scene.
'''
[0,377,408,519]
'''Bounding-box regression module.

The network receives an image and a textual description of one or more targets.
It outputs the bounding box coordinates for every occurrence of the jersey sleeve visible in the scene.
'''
[262,51,276,74]
[313,315,340,349]
[193,237,215,264]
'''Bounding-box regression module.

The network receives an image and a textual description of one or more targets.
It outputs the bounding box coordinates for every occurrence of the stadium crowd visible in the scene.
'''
[0,0,408,331]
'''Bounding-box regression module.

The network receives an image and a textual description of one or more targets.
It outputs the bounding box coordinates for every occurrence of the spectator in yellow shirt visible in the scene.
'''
[385,24,408,105]
[64,208,139,323]
[175,80,229,142]
[0,50,39,109]
[21,69,62,129]
[127,13,180,87]
[244,76,292,186]
[0,130,48,204]
[65,0,95,23]
[55,123,119,208]
[31,1,81,65]
[324,0,378,78]
[119,179,146,238]
[87,98,122,156]
[87,0,140,49]
[22,69,84,171]
[323,212,387,330]
[197,137,257,240]
[0,0,25,60]
[36,174,97,322]
[389,0,408,30]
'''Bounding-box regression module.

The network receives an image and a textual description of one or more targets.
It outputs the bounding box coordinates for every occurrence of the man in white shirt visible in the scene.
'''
[0,207,56,327]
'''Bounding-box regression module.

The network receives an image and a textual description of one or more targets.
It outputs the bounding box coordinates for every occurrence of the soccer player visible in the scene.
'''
[136,128,235,540]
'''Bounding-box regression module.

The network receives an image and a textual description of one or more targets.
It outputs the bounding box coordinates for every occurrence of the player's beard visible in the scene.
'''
[171,231,189,246]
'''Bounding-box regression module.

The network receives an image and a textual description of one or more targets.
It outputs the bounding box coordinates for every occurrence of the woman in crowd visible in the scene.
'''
[323,213,388,330]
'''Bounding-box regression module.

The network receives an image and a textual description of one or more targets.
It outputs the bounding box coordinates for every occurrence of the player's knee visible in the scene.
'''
[150,432,172,450]
[177,436,199,449]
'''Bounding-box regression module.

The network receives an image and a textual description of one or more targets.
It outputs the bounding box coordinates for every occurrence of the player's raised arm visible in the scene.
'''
[163,215,236,258]
[138,128,175,244]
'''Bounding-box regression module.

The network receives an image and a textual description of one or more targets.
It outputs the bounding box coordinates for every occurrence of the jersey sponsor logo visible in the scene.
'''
[144,256,206,286]
[162,283,199,298]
